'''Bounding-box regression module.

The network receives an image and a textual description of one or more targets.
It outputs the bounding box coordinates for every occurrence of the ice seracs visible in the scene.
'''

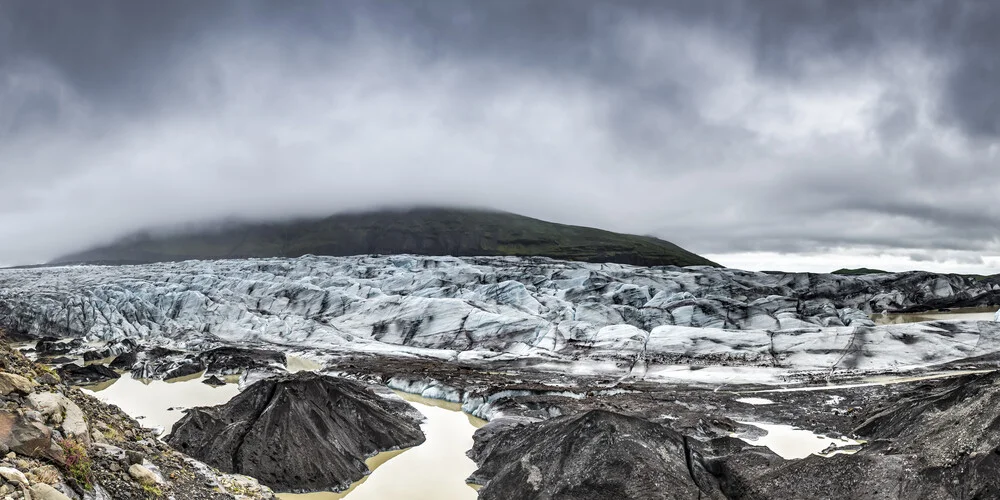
[1,255,999,382]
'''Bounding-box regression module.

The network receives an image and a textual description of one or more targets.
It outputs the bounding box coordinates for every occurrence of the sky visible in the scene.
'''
[1,0,999,273]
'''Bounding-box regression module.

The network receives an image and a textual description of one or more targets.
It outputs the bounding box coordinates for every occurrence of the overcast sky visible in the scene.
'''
[2,1,999,273]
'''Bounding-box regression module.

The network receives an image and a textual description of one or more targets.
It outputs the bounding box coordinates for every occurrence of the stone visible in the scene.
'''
[29,483,72,500]
[26,393,90,447]
[125,450,143,465]
[127,464,161,486]
[0,372,36,396]
[0,466,28,486]
[0,411,64,463]
[91,443,126,461]
[34,370,60,386]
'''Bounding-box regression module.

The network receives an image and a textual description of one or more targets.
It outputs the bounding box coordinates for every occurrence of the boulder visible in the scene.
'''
[0,466,28,486]
[0,372,36,396]
[27,392,90,446]
[29,483,72,500]
[0,411,64,463]
[166,372,425,492]
[128,464,162,486]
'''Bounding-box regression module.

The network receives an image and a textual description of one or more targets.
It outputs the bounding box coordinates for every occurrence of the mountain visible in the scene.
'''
[50,208,718,267]
[832,268,890,275]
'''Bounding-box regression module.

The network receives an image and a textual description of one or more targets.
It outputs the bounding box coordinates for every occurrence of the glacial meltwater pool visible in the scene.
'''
[80,371,240,432]
[733,422,862,459]
[80,371,486,499]
[277,392,486,500]
[872,306,999,325]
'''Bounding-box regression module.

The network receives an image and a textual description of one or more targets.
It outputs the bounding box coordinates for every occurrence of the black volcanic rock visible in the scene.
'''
[166,372,425,492]
[469,410,725,500]
[57,363,120,385]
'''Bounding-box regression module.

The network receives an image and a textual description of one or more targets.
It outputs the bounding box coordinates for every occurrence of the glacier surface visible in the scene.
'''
[1,255,999,382]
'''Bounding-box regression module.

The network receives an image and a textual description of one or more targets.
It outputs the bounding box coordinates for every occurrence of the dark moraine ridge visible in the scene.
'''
[469,410,725,500]
[707,371,1000,499]
[49,207,719,268]
[166,372,425,493]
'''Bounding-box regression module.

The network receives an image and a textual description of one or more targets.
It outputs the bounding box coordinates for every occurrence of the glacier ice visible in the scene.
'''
[1,255,999,382]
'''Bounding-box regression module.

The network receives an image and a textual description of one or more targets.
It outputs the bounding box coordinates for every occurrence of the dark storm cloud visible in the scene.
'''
[1,0,999,270]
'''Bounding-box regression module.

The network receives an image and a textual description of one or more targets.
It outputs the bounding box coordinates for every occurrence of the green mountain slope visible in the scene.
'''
[51,208,718,267]
[832,268,890,275]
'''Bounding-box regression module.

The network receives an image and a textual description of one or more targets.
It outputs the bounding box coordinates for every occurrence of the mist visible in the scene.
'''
[2,1,999,272]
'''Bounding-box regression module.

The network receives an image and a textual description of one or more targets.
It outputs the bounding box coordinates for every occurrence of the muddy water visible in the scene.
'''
[750,368,996,394]
[80,372,240,433]
[81,367,486,499]
[734,422,862,459]
[873,306,998,325]
[277,392,486,500]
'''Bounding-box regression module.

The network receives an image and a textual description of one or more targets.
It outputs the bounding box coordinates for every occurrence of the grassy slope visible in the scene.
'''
[52,209,719,268]
[831,268,891,275]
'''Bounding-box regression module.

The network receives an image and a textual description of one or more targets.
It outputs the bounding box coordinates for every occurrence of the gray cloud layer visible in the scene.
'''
[1,1,998,268]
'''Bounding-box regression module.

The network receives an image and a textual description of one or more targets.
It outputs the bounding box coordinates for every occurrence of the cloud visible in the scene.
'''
[0,1,998,272]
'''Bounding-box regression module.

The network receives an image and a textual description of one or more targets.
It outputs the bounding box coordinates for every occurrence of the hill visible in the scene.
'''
[50,208,718,267]
[832,268,890,275]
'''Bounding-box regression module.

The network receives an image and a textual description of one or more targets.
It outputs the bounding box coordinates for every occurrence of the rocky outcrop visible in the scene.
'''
[0,336,275,499]
[469,409,725,500]
[166,372,425,492]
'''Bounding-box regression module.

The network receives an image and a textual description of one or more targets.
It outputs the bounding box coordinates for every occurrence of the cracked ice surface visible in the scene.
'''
[1,255,1000,381]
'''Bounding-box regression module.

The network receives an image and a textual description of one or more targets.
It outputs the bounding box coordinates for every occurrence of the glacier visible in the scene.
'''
[1,255,999,383]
